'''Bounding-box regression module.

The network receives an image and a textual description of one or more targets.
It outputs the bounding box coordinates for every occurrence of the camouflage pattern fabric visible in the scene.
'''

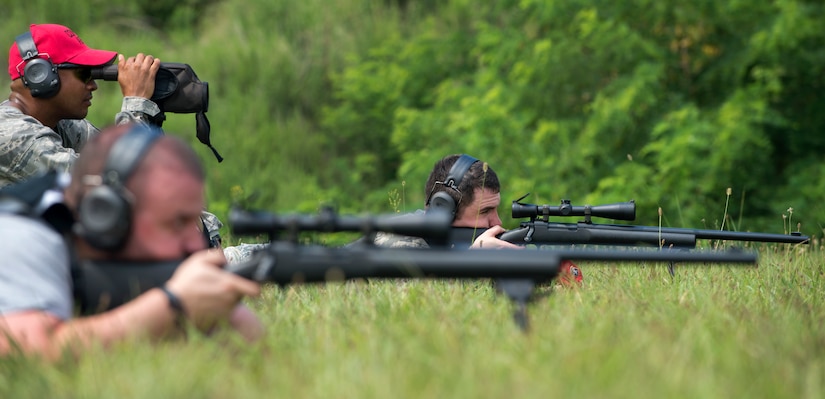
[198,210,269,264]
[0,97,265,263]
[199,210,224,246]
[367,209,431,249]
[223,243,270,264]
[372,231,430,248]
[0,97,159,188]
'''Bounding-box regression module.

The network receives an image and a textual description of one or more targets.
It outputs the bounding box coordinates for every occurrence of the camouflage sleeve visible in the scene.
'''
[0,96,161,188]
[198,209,270,264]
[223,243,270,264]
[116,97,161,125]
[0,107,83,188]
[200,210,223,247]
[373,232,430,249]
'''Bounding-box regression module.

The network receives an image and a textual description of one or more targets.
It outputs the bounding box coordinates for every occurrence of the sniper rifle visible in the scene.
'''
[500,195,809,249]
[74,207,759,332]
[226,206,758,331]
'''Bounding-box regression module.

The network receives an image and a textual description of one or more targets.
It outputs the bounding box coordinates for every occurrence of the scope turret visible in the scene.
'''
[511,197,636,223]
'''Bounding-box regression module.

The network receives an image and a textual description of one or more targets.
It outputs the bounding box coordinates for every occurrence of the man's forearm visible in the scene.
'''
[1,288,179,361]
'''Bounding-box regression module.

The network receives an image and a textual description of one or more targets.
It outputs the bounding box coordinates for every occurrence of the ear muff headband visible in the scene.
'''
[15,31,60,98]
[76,125,163,251]
[426,154,479,218]
[102,126,164,186]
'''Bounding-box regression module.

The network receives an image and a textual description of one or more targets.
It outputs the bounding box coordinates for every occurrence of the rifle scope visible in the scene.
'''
[512,198,636,222]
[230,206,453,244]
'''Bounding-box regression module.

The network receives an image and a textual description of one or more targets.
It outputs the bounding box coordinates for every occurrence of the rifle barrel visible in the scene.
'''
[225,243,757,285]
[656,225,807,243]
[501,223,698,247]
[502,221,809,247]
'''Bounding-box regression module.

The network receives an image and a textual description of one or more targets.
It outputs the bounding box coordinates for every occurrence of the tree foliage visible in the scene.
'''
[2,0,824,234]
[323,0,825,232]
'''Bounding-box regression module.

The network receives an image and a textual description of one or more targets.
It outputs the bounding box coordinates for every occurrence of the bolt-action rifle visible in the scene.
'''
[74,207,758,332]
[500,194,809,249]
[225,207,757,331]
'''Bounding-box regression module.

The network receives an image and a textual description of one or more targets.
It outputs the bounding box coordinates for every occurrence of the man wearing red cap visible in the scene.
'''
[0,23,162,188]
[0,24,256,260]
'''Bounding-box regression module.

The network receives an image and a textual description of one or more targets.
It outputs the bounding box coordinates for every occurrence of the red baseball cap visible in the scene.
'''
[8,24,117,80]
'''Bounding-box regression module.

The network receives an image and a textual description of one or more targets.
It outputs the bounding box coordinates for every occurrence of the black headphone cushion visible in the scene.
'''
[77,185,132,251]
[428,191,457,216]
[23,58,60,98]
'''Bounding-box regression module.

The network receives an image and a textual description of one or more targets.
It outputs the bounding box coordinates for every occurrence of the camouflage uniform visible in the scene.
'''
[350,209,429,249]
[223,243,270,264]
[372,231,430,248]
[0,98,263,263]
[0,97,160,188]
[197,210,268,263]
[199,210,224,248]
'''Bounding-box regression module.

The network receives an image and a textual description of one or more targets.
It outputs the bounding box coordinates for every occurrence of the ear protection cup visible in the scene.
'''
[76,125,163,251]
[427,191,457,216]
[426,154,479,219]
[15,31,61,98]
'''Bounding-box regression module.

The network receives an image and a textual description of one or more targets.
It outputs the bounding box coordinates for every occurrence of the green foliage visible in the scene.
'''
[320,0,825,232]
[1,0,824,233]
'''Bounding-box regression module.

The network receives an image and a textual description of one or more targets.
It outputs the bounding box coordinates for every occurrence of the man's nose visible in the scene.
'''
[490,212,502,227]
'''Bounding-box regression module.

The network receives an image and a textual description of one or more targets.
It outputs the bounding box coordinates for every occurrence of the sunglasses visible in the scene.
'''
[56,64,94,84]
[73,68,93,84]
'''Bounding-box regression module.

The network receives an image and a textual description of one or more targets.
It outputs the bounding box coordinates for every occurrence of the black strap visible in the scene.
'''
[444,154,478,191]
[196,111,222,162]
[15,31,39,61]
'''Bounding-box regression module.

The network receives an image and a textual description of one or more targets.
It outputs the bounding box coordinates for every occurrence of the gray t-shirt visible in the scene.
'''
[0,213,72,320]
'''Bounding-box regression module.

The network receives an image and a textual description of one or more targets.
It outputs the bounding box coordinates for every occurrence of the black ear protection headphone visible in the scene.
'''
[75,125,163,251]
[14,30,61,98]
[426,154,479,219]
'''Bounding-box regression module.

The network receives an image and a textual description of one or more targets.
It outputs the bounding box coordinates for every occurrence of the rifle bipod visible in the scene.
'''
[494,278,537,332]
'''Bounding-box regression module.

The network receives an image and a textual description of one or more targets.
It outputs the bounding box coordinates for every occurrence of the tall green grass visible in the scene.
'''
[1,245,822,398]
